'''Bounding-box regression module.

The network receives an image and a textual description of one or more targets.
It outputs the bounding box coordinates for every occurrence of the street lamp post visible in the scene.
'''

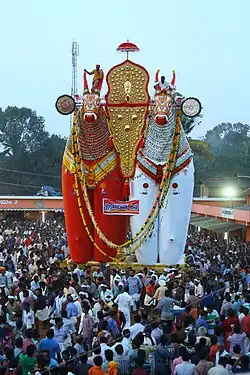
[224,187,235,208]
[223,186,236,247]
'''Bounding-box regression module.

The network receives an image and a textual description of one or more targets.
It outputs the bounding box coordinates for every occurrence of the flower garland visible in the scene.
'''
[71,113,118,261]
[76,112,181,250]
[70,111,149,260]
[73,109,181,253]
[72,124,149,262]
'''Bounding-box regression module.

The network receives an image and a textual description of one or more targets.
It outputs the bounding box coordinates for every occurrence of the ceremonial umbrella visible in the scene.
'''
[116,41,140,59]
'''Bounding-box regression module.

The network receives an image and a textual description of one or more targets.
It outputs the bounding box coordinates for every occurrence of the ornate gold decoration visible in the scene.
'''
[106,60,150,178]
[63,147,117,188]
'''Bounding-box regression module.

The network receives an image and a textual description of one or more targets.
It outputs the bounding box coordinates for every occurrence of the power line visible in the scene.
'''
[0,181,62,191]
[0,167,61,179]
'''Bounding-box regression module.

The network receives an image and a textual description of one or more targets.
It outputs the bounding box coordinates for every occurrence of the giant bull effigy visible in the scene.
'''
[56,42,201,265]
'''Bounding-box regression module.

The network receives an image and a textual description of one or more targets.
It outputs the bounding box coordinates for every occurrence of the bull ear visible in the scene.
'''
[83,72,89,92]
[174,95,185,107]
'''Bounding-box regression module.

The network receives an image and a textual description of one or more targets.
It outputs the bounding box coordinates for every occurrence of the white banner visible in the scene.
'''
[221,207,234,219]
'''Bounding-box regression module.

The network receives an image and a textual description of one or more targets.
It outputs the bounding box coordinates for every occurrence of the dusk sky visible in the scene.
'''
[0,0,249,139]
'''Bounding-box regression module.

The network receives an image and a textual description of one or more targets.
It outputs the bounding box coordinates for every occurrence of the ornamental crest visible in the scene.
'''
[105,60,150,178]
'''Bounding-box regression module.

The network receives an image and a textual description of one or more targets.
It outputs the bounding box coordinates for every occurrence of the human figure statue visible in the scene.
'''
[84,64,104,92]
[154,71,175,94]
[154,75,170,93]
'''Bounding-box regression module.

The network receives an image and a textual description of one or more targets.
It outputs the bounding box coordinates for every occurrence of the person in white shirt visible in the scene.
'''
[194,279,204,298]
[93,268,104,279]
[129,315,144,339]
[63,282,77,297]
[92,297,102,323]
[22,303,35,329]
[30,275,40,292]
[28,260,38,275]
[51,290,66,317]
[19,288,37,303]
[49,256,57,265]
[121,329,132,354]
[114,286,133,329]
[100,336,111,360]
[154,76,172,93]
[99,285,113,303]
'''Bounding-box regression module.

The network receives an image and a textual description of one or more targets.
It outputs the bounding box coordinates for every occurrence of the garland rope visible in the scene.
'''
[71,115,153,261]
[71,115,117,261]
[71,108,181,255]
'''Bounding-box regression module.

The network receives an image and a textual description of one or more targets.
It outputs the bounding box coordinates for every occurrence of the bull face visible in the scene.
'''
[82,71,105,124]
[82,93,101,124]
[154,93,173,126]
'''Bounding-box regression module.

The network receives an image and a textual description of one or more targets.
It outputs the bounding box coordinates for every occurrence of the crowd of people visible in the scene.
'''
[0,218,249,375]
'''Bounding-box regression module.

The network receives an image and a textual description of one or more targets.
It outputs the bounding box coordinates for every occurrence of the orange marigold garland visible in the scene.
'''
[72,108,181,254]
[71,111,117,261]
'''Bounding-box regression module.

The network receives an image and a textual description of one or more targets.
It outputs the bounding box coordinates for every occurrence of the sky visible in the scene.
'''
[0,0,249,139]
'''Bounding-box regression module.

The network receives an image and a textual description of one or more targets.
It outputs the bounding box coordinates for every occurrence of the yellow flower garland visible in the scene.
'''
[71,119,117,261]
[71,108,181,254]
[75,111,180,251]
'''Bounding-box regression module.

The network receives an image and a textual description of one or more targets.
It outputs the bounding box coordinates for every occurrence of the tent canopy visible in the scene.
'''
[190,214,244,233]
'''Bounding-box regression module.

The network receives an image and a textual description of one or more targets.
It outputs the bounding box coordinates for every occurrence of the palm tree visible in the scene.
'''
[181,114,212,160]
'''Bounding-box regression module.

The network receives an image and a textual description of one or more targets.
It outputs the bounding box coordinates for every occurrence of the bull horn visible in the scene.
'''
[171,70,176,86]
[155,69,160,82]
[83,72,89,92]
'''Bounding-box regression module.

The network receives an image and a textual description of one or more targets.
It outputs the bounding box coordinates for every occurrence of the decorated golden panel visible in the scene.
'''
[106,60,149,104]
[108,106,148,178]
[106,60,150,178]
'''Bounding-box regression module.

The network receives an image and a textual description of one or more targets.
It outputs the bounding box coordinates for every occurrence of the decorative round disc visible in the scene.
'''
[55,95,75,115]
[181,97,201,117]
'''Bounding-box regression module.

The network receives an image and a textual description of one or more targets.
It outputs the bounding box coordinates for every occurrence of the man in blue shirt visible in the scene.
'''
[201,289,214,308]
[195,310,209,330]
[108,311,119,337]
[126,270,142,312]
[39,329,61,360]
[66,295,78,323]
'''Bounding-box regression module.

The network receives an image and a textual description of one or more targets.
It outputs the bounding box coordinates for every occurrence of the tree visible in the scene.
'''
[0,106,66,195]
[30,134,66,180]
[0,106,49,156]
[194,122,250,183]
[181,113,212,160]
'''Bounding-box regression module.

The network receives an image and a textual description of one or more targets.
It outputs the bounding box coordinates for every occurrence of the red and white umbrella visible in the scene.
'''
[116,40,140,59]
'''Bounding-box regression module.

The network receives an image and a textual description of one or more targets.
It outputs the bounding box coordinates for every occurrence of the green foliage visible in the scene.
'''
[0,106,66,195]
[181,113,212,159]
[194,122,250,184]
[189,139,213,160]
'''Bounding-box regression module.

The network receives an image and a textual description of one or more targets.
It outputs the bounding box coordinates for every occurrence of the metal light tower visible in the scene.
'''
[71,40,79,96]
[69,41,79,131]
